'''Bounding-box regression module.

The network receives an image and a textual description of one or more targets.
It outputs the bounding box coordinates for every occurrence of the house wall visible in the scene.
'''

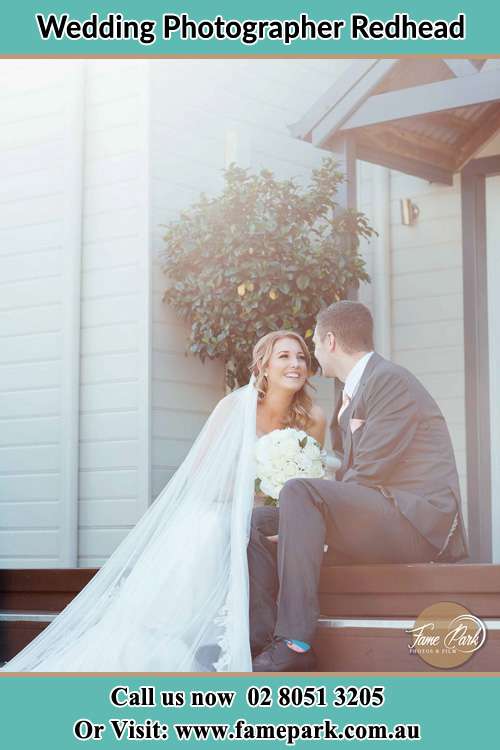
[1,59,350,567]
[77,61,152,566]
[149,61,226,502]
[0,60,154,567]
[6,57,494,566]
[149,58,353,488]
[349,130,500,553]
[0,61,83,567]
[389,171,467,508]
[356,161,468,527]
[391,172,467,523]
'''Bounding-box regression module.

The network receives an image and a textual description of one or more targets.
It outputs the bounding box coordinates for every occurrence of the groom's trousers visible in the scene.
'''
[247,478,437,653]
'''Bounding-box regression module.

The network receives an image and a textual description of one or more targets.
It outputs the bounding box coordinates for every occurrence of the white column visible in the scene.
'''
[138,61,153,511]
[224,126,251,169]
[372,166,392,359]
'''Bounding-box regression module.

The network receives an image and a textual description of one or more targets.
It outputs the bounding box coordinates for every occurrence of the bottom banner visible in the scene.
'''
[0,674,496,747]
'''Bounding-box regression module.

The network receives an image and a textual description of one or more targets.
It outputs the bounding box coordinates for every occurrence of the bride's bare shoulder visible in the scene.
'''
[308,403,327,447]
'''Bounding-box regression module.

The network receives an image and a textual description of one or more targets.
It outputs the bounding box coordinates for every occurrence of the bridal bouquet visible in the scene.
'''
[255,428,325,506]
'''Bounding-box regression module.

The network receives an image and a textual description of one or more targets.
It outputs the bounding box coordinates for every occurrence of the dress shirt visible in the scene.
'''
[342,351,374,401]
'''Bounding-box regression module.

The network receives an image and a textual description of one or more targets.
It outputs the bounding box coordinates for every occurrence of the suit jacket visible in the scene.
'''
[330,352,469,562]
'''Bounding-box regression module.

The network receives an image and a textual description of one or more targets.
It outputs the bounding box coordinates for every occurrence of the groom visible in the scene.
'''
[249,300,469,671]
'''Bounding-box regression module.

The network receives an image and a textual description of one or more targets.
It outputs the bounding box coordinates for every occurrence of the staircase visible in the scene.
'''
[1,564,499,670]
[0,569,96,664]
[315,563,500,671]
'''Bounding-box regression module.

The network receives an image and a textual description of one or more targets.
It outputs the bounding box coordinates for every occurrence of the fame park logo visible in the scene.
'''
[406,601,487,668]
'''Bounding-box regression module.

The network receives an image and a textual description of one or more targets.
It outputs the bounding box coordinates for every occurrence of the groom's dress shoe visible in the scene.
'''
[252,639,316,672]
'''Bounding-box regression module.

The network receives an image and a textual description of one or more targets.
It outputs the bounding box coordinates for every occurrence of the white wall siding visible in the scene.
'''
[0,61,82,567]
[388,171,467,521]
[150,61,224,502]
[77,61,151,566]
[1,61,154,568]
[0,60,152,568]
[354,161,468,527]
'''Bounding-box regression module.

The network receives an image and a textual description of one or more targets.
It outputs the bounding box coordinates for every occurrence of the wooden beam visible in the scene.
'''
[341,68,500,131]
[289,59,381,140]
[471,59,487,71]
[356,144,454,185]
[366,58,452,96]
[310,59,399,147]
[462,155,500,176]
[455,104,500,171]
[480,59,500,74]
[443,59,480,77]
[360,129,456,172]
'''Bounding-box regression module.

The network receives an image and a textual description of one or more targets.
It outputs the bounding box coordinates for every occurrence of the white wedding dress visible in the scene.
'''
[2,378,258,672]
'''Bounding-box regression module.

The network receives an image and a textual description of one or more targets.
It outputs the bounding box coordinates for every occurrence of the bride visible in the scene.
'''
[2,331,325,672]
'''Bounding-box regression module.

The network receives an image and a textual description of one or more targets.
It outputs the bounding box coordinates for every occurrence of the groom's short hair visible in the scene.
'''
[316,301,374,353]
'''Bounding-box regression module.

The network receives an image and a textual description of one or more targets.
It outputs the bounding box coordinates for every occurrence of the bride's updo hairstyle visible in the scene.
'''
[251,330,314,431]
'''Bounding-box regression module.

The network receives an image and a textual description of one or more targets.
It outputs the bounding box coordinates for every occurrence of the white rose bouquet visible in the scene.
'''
[255,428,325,507]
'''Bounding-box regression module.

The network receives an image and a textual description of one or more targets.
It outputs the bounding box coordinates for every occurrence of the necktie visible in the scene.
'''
[337,391,351,423]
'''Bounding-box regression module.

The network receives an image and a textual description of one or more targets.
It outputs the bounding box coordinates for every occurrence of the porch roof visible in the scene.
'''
[291,58,500,185]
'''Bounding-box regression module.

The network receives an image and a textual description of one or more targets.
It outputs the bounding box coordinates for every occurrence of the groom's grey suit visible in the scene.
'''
[248,352,469,651]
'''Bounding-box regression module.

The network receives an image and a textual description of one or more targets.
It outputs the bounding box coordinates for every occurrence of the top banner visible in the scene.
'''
[1,1,499,56]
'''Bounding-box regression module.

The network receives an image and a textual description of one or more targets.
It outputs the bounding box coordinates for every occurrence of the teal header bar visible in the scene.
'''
[0,2,499,55]
[0,675,497,748]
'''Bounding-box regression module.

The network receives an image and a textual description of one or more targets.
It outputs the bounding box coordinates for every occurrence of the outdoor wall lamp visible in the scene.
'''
[400,198,420,226]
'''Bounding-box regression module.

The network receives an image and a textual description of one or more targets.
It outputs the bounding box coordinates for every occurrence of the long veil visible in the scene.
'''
[2,378,257,672]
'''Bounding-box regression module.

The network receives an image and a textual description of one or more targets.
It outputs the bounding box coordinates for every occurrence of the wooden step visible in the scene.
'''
[0,569,98,662]
[313,618,500,671]
[0,568,97,612]
[4,564,498,615]
[0,612,55,663]
[2,564,499,669]
[318,562,500,617]
[316,562,500,671]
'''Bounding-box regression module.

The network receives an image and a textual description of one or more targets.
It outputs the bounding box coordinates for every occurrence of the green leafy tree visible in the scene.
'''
[159,156,374,389]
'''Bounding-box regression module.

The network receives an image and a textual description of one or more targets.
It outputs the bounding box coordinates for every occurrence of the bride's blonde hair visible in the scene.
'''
[250,330,314,431]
